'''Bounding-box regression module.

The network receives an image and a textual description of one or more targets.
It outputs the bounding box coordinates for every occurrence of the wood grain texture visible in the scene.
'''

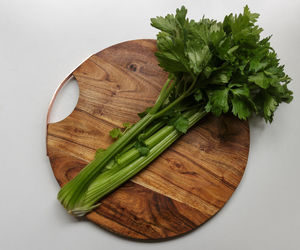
[46,39,250,240]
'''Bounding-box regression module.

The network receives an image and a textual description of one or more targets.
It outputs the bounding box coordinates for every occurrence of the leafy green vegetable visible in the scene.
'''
[123,122,132,129]
[134,141,150,156]
[109,128,122,139]
[194,89,203,101]
[57,6,293,216]
[173,115,189,133]
[109,122,133,139]
[151,5,292,122]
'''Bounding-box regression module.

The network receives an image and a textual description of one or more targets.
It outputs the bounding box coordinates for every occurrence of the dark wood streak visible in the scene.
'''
[94,205,153,239]
[92,181,207,239]
[144,167,223,210]
[98,203,179,236]
[169,148,237,190]
[47,135,93,164]
[150,193,199,229]
[48,132,97,151]
[47,39,249,240]
[75,107,121,128]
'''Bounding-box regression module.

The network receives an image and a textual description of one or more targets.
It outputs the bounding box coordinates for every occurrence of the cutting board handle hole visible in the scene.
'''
[47,76,79,124]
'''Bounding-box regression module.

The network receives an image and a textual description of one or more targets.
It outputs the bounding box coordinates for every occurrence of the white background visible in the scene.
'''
[1,0,299,249]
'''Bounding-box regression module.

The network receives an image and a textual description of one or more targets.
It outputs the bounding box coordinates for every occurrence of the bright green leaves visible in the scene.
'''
[152,6,190,75]
[249,72,270,89]
[152,6,214,77]
[161,109,189,133]
[156,32,173,51]
[155,32,189,73]
[205,88,229,116]
[173,116,189,133]
[134,141,150,156]
[223,5,263,46]
[243,5,260,23]
[231,97,252,120]
[229,83,255,120]
[188,18,217,45]
[151,5,293,123]
[260,93,278,123]
[229,83,250,97]
[151,6,187,34]
[205,84,254,120]
[150,15,177,35]
[209,69,232,84]
[249,58,268,73]
[109,122,133,140]
[186,42,212,75]
[269,82,293,104]
[210,27,226,47]
[109,128,122,139]
[123,122,132,130]
[175,5,188,27]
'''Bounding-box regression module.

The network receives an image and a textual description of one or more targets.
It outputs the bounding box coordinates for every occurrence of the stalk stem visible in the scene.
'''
[153,78,197,119]
[70,109,207,216]
[150,77,173,114]
[58,113,155,210]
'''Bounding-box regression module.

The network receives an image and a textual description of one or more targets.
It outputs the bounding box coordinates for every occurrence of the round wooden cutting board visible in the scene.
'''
[46,39,250,240]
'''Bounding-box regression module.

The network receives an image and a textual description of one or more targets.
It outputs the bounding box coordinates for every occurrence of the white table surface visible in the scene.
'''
[1,0,299,249]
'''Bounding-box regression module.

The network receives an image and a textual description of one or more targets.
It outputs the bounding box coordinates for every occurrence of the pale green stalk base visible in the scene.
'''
[57,113,155,211]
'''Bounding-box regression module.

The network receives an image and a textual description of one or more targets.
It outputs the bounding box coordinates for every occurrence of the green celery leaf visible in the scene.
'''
[175,6,188,27]
[188,19,211,44]
[243,5,260,22]
[155,51,186,73]
[123,122,132,129]
[186,41,212,75]
[263,93,278,122]
[109,128,122,139]
[151,15,177,35]
[209,69,232,84]
[231,96,251,120]
[173,115,189,133]
[227,45,239,55]
[280,84,293,103]
[229,83,250,97]
[135,141,150,156]
[156,32,174,51]
[248,72,270,89]
[249,58,268,73]
[206,88,229,116]
[216,37,232,60]
[151,5,293,123]
[210,28,226,47]
[194,89,203,101]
